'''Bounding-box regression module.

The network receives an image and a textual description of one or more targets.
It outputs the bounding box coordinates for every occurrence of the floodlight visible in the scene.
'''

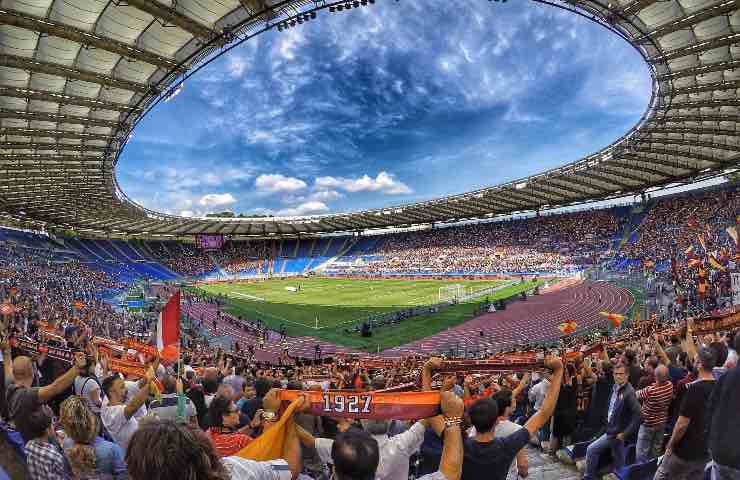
[290,19,296,26]
[337,4,344,10]
[354,1,360,6]
[297,16,303,23]
[311,11,317,18]
[329,5,335,11]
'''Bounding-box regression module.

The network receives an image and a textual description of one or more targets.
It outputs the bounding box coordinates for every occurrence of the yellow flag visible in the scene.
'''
[234,399,300,461]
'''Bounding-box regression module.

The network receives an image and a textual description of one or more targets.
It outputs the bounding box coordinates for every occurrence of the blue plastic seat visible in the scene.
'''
[614,458,659,480]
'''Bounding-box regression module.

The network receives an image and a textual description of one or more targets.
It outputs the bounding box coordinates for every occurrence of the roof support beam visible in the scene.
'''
[577,170,634,190]
[0,86,138,113]
[658,99,740,110]
[0,54,150,94]
[658,59,740,81]
[631,146,729,166]
[477,193,523,210]
[635,0,740,43]
[642,126,740,136]
[122,0,217,42]
[638,137,740,152]
[0,142,108,153]
[505,188,551,205]
[0,109,119,129]
[0,8,180,70]
[549,176,613,194]
[618,155,687,177]
[536,182,582,199]
[596,164,653,185]
[657,114,740,123]
[0,127,114,143]
[618,0,661,16]
[0,153,106,162]
[648,33,740,63]
[670,80,740,96]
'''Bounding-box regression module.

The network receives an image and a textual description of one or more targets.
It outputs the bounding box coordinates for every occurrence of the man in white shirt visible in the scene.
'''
[528,373,551,446]
[312,418,426,480]
[100,366,154,450]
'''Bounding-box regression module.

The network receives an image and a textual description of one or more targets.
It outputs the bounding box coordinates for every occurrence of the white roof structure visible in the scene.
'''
[1,0,739,236]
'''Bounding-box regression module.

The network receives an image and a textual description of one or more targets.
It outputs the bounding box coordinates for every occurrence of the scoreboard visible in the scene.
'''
[196,234,224,250]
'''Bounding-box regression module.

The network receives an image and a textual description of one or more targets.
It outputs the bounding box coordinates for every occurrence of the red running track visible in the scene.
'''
[184,280,632,362]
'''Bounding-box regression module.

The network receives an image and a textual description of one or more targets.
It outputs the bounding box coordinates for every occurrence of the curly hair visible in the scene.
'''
[59,396,97,477]
[125,419,230,480]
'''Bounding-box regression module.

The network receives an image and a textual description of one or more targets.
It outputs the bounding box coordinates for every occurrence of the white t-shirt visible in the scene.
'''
[101,403,139,451]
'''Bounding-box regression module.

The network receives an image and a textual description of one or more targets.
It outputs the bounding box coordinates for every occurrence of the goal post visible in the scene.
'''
[439,284,465,303]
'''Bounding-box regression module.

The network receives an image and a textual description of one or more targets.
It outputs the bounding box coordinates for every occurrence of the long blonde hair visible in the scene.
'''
[59,395,97,477]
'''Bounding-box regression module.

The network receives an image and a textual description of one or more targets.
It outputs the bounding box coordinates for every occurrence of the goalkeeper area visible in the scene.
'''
[194,277,543,351]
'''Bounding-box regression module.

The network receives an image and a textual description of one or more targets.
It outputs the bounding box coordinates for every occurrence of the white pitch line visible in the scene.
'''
[230,292,265,302]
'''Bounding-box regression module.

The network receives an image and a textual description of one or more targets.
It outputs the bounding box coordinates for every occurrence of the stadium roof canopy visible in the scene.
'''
[1,0,739,237]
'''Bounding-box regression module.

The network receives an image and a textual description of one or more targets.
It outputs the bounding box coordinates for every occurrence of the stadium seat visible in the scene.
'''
[613,458,658,480]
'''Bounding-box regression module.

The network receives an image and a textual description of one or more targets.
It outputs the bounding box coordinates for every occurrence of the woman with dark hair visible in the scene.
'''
[126,420,230,480]
[206,395,254,457]
[59,395,127,479]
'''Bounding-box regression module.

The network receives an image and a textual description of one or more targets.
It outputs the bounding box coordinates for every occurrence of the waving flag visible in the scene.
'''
[697,234,707,252]
[684,245,695,256]
[600,311,625,328]
[688,258,701,268]
[558,320,577,334]
[708,255,726,272]
[156,290,181,362]
[726,226,738,246]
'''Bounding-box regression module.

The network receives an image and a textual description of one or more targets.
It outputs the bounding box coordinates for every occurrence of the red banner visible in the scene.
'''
[279,389,440,420]
[123,339,157,357]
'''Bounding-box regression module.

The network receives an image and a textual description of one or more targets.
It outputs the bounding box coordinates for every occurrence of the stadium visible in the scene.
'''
[0,0,739,480]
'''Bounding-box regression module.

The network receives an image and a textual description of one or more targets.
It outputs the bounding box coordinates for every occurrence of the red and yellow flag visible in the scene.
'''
[600,311,625,328]
[684,245,695,256]
[708,255,726,272]
[558,320,577,334]
[688,258,701,268]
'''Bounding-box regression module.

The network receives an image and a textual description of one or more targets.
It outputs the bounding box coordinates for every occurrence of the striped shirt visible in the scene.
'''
[636,380,673,427]
[208,428,252,457]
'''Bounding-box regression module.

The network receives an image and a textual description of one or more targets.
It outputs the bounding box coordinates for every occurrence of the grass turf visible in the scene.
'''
[195,277,544,352]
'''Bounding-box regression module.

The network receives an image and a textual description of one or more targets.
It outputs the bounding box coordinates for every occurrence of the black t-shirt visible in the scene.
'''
[462,427,529,480]
[673,379,715,461]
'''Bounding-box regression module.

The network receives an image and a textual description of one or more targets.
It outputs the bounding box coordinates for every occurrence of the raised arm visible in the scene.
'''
[438,391,464,480]
[653,333,671,366]
[422,357,443,392]
[1,338,12,386]
[124,367,154,420]
[523,357,564,436]
[512,372,530,399]
[38,352,86,403]
[684,319,698,359]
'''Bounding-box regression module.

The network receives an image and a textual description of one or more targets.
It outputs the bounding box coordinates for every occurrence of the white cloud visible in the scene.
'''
[255,174,307,193]
[277,201,329,216]
[179,210,195,218]
[198,193,237,208]
[315,172,412,195]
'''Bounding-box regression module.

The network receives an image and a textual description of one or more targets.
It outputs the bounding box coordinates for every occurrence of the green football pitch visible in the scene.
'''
[194,277,543,351]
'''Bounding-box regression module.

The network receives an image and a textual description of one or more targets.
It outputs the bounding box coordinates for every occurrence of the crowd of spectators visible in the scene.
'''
[1,303,738,480]
[150,242,217,277]
[350,209,623,275]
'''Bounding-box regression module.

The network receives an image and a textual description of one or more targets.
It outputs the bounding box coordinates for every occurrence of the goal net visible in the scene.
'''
[439,284,465,303]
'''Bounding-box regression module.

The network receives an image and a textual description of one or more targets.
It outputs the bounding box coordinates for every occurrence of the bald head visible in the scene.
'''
[655,365,669,383]
[12,356,34,381]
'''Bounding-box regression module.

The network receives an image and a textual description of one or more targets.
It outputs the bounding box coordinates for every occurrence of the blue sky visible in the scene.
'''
[116,0,651,218]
